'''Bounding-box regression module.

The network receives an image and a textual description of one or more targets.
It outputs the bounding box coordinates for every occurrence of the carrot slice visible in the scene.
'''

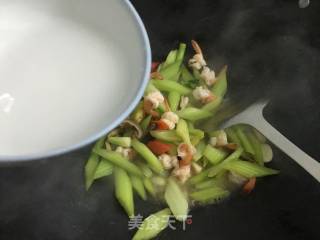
[147,140,172,155]
[242,177,256,194]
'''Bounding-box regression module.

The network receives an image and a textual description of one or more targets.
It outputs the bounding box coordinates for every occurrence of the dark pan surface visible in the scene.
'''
[0,0,320,239]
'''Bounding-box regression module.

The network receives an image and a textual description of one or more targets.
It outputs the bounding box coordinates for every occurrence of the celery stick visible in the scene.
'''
[131,101,144,124]
[150,130,182,143]
[223,160,279,178]
[132,139,164,174]
[225,127,241,145]
[189,128,205,146]
[192,69,201,80]
[85,136,106,190]
[188,168,211,185]
[143,177,156,197]
[108,137,131,148]
[212,66,228,97]
[130,175,147,200]
[160,62,181,81]
[234,125,255,155]
[145,82,159,95]
[152,79,191,95]
[114,167,134,217]
[207,148,243,177]
[85,153,100,190]
[132,208,171,240]
[203,145,228,165]
[181,65,194,81]
[93,160,113,180]
[194,179,218,190]
[180,65,198,89]
[168,91,181,112]
[177,107,212,121]
[247,132,264,166]
[193,140,206,161]
[176,43,187,63]
[163,50,177,68]
[201,96,222,112]
[176,119,191,145]
[190,187,230,203]
[152,176,167,187]
[140,115,152,132]
[94,149,142,177]
[164,178,189,221]
[138,163,153,178]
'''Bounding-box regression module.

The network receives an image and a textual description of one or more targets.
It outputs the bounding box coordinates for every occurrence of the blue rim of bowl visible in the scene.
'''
[0,0,151,163]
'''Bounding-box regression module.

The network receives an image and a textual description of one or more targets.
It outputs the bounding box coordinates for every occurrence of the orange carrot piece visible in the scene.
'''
[147,140,172,155]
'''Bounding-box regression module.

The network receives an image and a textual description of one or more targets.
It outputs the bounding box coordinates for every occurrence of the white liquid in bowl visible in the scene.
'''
[0,12,130,157]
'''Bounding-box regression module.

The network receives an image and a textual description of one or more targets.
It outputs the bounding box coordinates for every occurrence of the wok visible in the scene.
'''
[0,0,319,239]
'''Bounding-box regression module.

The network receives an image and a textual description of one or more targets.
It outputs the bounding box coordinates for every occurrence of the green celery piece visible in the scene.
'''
[181,65,194,81]
[143,177,156,197]
[190,187,230,203]
[150,130,182,143]
[93,160,113,180]
[194,179,218,190]
[130,175,147,200]
[203,145,228,165]
[188,121,195,130]
[177,107,212,122]
[164,178,189,221]
[192,69,201,80]
[108,137,131,148]
[140,115,152,132]
[132,208,171,240]
[234,125,255,155]
[85,153,100,190]
[94,149,142,177]
[193,140,206,161]
[247,131,264,166]
[201,96,222,112]
[131,101,144,124]
[159,62,181,81]
[163,49,177,68]
[114,167,134,217]
[84,136,106,190]
[212,65,228,97]
[188,168,211,185]
[224,127,242,145]
[152,176,167,187]
[138,163,153,178]
[189,128,205,146]
[176,119,191,145]
[158,102,166,114]
[207,147,243,177]
[152,79,191,95]
[144,82,159,96]
[168,91,181,112]
[176,43,187,63]
[132,139,164,175]
[223,160,279,178]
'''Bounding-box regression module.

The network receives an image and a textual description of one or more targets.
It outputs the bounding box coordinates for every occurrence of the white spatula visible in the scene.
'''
[219,100,320,182]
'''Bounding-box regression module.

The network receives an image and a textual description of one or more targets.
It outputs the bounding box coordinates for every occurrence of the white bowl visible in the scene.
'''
[0,0,151,161]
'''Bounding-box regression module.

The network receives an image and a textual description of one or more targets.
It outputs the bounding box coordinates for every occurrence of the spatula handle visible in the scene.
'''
[252,117,320,183]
